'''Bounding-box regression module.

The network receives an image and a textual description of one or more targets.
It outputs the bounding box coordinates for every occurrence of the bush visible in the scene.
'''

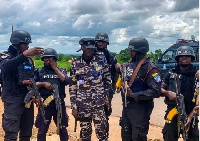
[34,60,71,72]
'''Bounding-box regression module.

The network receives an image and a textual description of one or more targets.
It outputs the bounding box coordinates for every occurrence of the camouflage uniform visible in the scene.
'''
[69,52,111,141]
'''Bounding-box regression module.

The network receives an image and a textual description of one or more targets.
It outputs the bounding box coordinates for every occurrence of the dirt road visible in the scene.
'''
[0,86,182,141]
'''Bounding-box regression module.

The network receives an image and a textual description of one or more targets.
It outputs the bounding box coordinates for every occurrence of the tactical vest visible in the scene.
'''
[18,57,34,85]
[38,67,65,99]
[164,67,196,114]
[164,71,178,105]
[126,59,158,102]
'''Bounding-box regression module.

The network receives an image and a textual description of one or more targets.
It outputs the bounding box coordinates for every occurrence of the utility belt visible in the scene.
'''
[77,116,92,122]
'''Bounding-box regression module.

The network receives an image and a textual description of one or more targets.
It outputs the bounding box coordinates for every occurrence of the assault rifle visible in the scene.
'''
[174,74,188,141]
[121,64,128,107]
[24,78,47,124]
[52,84,62,135]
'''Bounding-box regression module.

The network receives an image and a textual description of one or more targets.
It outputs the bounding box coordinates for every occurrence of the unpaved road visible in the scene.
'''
[0,86,185,141]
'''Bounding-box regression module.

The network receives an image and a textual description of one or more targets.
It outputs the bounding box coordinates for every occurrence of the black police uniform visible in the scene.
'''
[162,64,199,141]
[34,64,69,140]
[1,45,34,141]
[121,58,161,141]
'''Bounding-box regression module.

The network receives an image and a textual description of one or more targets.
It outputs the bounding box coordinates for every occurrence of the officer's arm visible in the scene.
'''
[103,61,112,99]
[161,82,169,97]
[2,54,27,72]
[160,72,172,97]
[133,68,162,101]
[53,67,65,82]
[69,61,78,109]
[55,68,69,84]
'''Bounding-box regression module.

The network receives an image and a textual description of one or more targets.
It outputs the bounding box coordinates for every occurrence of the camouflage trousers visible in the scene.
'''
[78,106,107,141]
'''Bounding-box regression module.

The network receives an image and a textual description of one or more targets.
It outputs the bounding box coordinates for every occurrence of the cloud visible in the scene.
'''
[0,0,198,54]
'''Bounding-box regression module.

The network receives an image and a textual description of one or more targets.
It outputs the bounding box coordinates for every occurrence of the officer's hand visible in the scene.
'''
[49,58,57,70]
[115,63,122,73]
[23,80,32,85]
[185,117,191,132]
[167,91,177,101]
[194,106,199,116]
[105,98,111,108]
[33,97,44,108]
[127,86,134,98]
[72,109,78,118]
[23,47,44,57]
[44,82,53,90]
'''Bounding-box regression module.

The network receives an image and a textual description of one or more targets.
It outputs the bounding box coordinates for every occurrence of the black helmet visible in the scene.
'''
[41,48,59,61]
[77,38,96,52]
[79,38,96,48]
[95,32,109,45]
[10,30,32,44]
[128,37,149,54]
[175,46,195,61]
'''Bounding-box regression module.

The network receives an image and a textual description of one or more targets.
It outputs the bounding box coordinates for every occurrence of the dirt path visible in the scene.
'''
[0,86,185,141]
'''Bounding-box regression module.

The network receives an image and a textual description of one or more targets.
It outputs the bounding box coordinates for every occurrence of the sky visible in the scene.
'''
[0,0,199,54]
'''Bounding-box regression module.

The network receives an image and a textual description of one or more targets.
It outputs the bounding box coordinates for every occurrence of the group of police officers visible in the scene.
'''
[0,29,199,141]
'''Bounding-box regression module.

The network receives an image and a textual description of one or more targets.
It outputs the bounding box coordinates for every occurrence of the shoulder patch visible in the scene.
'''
[152,72,161,82]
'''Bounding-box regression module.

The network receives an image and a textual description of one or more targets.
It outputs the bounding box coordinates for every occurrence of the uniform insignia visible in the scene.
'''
[96,66,102,72]
[152,72,161,82]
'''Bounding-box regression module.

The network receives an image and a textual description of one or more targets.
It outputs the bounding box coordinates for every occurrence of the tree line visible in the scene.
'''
[33,49,162,71]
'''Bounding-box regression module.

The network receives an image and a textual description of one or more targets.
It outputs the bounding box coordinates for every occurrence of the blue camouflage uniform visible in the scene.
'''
[69,52,111,141]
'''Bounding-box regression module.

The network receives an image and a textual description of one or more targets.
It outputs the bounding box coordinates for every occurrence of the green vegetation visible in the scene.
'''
[33,53,76,71]
[33,50,162,71]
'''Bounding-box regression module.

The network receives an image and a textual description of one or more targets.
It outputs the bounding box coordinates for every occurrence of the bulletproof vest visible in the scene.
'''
[18,57,34,85]
[38,67,65,98]
[164,71,177,105]
[126,59,154,102]
[165,67,196,114]
[127,62,148,93]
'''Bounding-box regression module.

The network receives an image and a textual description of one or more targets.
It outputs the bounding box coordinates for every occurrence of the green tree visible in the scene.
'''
[147,49,162,62]
[32,55,41,60]
[116,48,131,63]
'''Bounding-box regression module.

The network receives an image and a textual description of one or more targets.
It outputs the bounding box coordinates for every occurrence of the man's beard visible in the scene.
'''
[179,63,191,67]
[97,47,105,51]
[44,62,51,68]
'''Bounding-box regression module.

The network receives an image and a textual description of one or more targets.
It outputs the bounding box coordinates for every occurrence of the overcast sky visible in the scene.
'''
[0,0,199,54]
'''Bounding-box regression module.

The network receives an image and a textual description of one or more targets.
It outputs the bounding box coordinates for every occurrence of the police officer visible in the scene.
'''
[1,30,44,141]
[95,32,119,137]
[161,46,199,141]
[115,37,161,141]
[69,38,111,141]
[34,48,69,141]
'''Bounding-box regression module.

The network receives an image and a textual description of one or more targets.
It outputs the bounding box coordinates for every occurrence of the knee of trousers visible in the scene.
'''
[4,132,18,140]
[2,113,19,134]
[37,125,50,135]
[80,126,92,139]
[60,127,68,135]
